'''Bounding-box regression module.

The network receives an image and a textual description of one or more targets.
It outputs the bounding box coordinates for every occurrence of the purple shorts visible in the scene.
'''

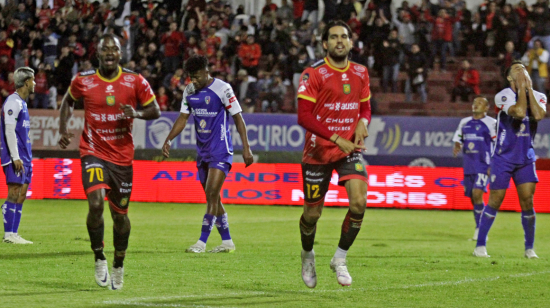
[197,161,232,185]
[463,173,488,197]
[3,163,33,185]
[489,159,538,190]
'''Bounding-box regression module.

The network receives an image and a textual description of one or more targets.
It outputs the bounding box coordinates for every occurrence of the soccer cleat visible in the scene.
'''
[301,250,317,288]
[330,257,352,286]
[524,249,539,259]
[3,234,33,244]
[185,243,206,253]
[94,260,110,287]
[208,242,236,253]
[472,228,479,241]
[473,246,490,258]
[110,267,124,290]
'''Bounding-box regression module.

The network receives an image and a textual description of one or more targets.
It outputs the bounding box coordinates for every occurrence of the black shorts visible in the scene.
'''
[301,152,368,206]
[81,155,133,214]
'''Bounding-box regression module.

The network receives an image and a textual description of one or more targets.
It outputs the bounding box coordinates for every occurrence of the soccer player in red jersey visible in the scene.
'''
[57,34,161,290]
[296,20,371,288]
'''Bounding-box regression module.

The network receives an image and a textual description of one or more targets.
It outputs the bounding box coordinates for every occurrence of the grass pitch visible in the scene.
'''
[1,200,549,308]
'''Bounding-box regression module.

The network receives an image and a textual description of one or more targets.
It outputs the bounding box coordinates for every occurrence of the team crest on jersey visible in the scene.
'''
[502,96,507,102]
[120,197,129,207]
[343,84,351,94]
[7,109,13,115]
[302,73,309,81]
[476,125,481,130]
[355,163,363,172]
[106,95,115,106]
[205,96,211,104]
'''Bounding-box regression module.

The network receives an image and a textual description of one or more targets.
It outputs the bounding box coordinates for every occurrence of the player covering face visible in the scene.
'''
[58,34,161,290]
[296,21,372,288]
[162,55,253,254]
[473,61,546,258]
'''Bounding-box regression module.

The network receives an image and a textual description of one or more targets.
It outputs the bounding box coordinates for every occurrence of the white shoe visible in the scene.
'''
[330,257,352,286]
[110,267,124,290]
[3,234,33,244]
[301,250,317,288]
[473,246,490,258]
[94,260,110,287]
[185,242,206,253]
[472,228,479,241]
[208,242,236,253]
[524,249,539,259]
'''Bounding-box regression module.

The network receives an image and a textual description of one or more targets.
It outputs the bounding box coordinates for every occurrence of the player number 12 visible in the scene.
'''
[306,184,320,199]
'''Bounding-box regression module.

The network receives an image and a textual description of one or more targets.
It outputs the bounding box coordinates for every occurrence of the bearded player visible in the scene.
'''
[297,20,371,288]
[58,34,161,290]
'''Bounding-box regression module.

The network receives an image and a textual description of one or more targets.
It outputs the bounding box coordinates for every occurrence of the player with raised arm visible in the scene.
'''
[452,96,496,241]
[1,67,35,244]
[58,34,161,289]
[162,55,253,254]
[474,60,547,258]
[296,20,371,288]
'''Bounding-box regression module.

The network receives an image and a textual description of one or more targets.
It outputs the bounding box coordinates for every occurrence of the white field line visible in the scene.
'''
[98,271,550,306]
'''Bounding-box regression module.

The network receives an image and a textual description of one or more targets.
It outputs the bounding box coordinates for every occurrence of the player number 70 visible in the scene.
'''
[87,168,104,182]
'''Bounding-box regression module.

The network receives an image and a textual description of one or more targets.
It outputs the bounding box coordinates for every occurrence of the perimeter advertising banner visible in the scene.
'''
[3,159,550,213]
[28,110,550,159]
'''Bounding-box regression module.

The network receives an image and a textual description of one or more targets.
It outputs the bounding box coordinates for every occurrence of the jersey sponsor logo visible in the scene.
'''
[205,96,211,104]
[541,98,547,104]
[343,84,351,94]
[468,142,475,150]
[501,96,507,102]
[106,85,114,92]
[192,108,218,117]
[80,70,95,76]
[120,82,135,89]
[199,119,207,129]
[354,65,366,72]
[96,127,128,134]
[82,77,94,85]
[326,117,355,124]
[319,67,327,74]
[355,163,364,172]
[298,85,306,93]
[123,74,135,82]
[302,73,309,81]
[342,73,349,81]
[106,95,115,106]
[23,120,30,128]
[229,96,237,103]
[91,112,125,122]
[352,71,364,78]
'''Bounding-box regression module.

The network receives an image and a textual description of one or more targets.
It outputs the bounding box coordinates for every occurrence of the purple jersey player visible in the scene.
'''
[473,60,547,259]
[452,96,496,241]
[1,67,35,244]
[162,55,254,253]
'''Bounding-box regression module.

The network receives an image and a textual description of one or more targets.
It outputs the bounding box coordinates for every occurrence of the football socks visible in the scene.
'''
[2,201,16,234]
[476,205,498,247]
[299,215,317,252]
[113,251,126,268]
[87,223,106,261]
[216,213,231,241]
[473,203,484,228]
[199,214,216,244]
[338,210,364,251]
[521,209,536,250]
[334,247,348,259]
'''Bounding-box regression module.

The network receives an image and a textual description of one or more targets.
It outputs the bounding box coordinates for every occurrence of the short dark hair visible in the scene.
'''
[504,59,524,86]
[473,95,489,105]
[185,55,209,74]
[98,33,121,49]
[321,20,352,43]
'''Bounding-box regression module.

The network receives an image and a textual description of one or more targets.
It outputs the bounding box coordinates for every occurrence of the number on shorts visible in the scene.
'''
[87,168,104,182]
[476,173,488,187]
[306,184,320,199]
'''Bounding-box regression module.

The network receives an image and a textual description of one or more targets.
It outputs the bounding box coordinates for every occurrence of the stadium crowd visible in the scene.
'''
[1,0,550,111]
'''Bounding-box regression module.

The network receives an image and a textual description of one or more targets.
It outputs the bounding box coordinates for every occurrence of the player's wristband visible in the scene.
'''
[166,140,171,146]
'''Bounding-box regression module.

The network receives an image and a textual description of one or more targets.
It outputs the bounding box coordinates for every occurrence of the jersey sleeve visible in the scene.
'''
[494,89,517,114]
[180,84,193,114]
[297,67,320,103]
[2,97,22,125]
[361,69,371,102]
[534,91,548,113]
[220,82,242,116]
[68,75,85,101]
[135,74,156,107]
[452,118,468,144]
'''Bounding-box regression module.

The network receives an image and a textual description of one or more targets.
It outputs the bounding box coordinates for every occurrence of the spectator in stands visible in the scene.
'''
[425,8,461,71]
[322,0,337,24]
[302,0,319,30]
[238,35,261,77]
[161,22,186,73]
[185,0,207,28]
[336,0,355,22]
[156,86,169,111]
[497,41,521,82]
[277,0,293,22]
[393,11,416,52]
[33,63,49,109]
[262,0,278,16]
[451,59,480,103]
[381,30,401,93]
[262,74,287,112]
[522,39,549,93]
[236,69,258,113]
[14,49,30,69]
[42,27,59,67]
[494,4,519,55]
[527,3,550,53]
[404,43,428,103]
[0,72,15,102]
